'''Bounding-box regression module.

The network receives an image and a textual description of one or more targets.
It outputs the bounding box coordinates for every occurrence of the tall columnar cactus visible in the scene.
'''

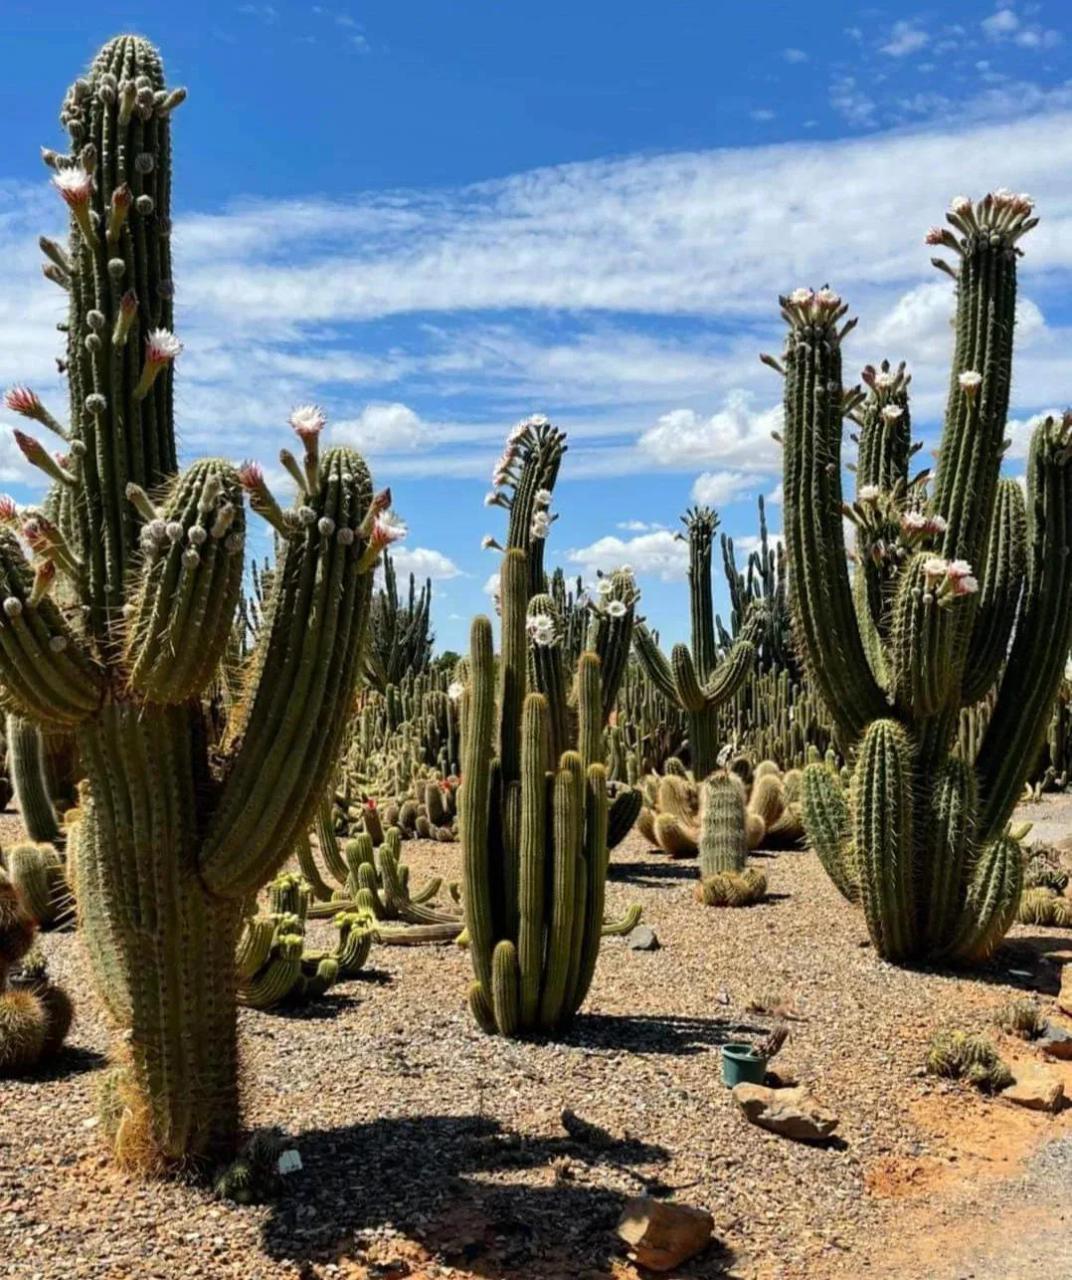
[0,37,391,1166]
[634,507,762,778]
[775,190,1072,962]
[461,419,633,1036]
[363,549,433,693]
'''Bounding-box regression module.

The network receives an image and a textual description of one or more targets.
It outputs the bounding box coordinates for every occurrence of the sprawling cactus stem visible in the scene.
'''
[0,36,380,1167]
[461,419,620,1037]
[634,506,761,778]
[780,192,1071,964]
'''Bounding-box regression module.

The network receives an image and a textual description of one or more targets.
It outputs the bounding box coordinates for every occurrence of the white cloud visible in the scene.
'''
[638,392,782,472]
[616,519,666,532]
[881,21,929,57]
[483,572,500,597]
[782,48,808,63]
[690,470,764,506]
[567,530,688,581]
[1004,409,1063,462]
[750,109,776,122]
[388,546,462,581]
[333,402,427,453]
[829,75,877,127]
[982,9,1019,38]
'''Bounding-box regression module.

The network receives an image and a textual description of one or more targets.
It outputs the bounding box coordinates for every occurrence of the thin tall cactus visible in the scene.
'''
[775,190,1072,962]
[0,36,394,1166]
[633,507,762,778]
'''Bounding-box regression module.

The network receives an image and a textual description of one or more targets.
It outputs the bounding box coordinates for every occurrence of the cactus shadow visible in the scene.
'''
[907,938,1066,996]
[565,1012,768,1056]
[608,857,697,883]
[258,1111,730,1277]
[27,1043,107,1081]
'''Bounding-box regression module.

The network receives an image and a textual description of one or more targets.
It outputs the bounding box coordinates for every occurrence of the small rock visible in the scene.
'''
[617,1197,713,1271]
[733,1083,839,1143]
[1058,965,1072,1017]
[1038,1023,1072,1060]
[626,925,660,951]
[1002,1068,1064,1113]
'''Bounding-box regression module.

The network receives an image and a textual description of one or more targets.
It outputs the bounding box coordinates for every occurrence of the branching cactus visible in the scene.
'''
[461,419,635,1036]
[0,37,392,1166]
[774,190,1072,963]
[634,507,762,778]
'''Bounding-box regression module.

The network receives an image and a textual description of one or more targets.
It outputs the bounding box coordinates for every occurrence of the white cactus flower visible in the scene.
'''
[958,370,982,391]
[881,405,903,422]
[145,328,183,365]
[448,680,464,701]
[606,600,627,618]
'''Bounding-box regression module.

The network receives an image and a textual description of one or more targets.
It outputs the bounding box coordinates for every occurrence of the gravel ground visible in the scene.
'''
[3,799,1072,1280]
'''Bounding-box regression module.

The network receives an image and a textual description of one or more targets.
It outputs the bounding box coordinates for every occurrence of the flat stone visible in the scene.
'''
[1002,1068,1064,1113]
[733,1083,839,1142]
[626,924,660,951]
[617,1197,713,1272]
[1038,1023,1072,1061]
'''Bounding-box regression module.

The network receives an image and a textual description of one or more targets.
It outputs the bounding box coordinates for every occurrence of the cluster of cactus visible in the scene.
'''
[614,659,687,777]
[237,872,374,1010]
[925,1028,1013,1093]
[1017,843,1072,927]
[634,506,763,778]
[363,549,433,693]
[0,36,392,1167]
[341,667,461,806]
[461,418,639,1036]
[1,840,74,929]
[378,777,459,842]
[0,869,72,1073]
[637,756,804,859]
[719,669,836,771]
[958,676,1072,799]
[778,191,1072,963]
[716,495,799,679]
[993,997,1045,1039]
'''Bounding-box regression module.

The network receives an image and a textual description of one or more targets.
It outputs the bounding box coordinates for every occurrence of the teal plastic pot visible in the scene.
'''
[721,1042,767,1087]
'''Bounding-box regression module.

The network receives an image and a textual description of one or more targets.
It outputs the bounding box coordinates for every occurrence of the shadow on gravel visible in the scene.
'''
[260,1111,736,1277]
[908,937,1069,996]
[608,858,696,883]
[567,1011,768,1056]
[24,1044,107,1081]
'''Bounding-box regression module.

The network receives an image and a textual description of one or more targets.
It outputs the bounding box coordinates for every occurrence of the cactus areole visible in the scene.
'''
[778,193,1072,963]
[0,37,384,1167]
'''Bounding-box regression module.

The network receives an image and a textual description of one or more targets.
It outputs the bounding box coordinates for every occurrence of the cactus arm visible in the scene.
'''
[933,207,1024,573]
[780,293,888,742]
[517,692,549,1025]
[632,625,678,704]
[683,507,719,681]
[947,834,1023,963]
[527,593,570,760]
[975,413,1072,841]
[851,719,917,960]
[961,478,1026,706]
[922,759,976,946]
[800,762,858,902]
[570,762,609,1009]
[0,534,102,727]
[459,616,496,994]
[199,448,374,897]
[538,750,583,1029]
[124,460,245,702]
[498,549,528,785]
[702,634,757,706]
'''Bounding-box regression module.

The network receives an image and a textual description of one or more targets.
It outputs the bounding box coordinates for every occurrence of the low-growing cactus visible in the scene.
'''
[993,998,1045,1040]
[0,871,72,1073]
[2,841,73,928]
[779,192,1072,963]
[925,1028,1013,1093]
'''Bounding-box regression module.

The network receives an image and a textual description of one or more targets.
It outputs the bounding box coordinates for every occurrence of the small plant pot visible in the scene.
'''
[721,1042,767,1087]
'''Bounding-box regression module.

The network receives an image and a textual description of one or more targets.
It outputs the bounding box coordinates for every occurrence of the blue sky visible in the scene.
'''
[2,1,1071,651]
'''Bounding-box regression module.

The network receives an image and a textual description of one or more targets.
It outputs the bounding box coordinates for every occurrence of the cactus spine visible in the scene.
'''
[634,507,761,778]
[0,37,384,1166]
[779,191,1071,962]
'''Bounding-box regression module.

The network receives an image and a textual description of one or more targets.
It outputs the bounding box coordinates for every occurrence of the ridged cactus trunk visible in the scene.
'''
[634,508,761,778]
[777,191,1072,963]
[0,37,387,1167]
[461,420,635,1036]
